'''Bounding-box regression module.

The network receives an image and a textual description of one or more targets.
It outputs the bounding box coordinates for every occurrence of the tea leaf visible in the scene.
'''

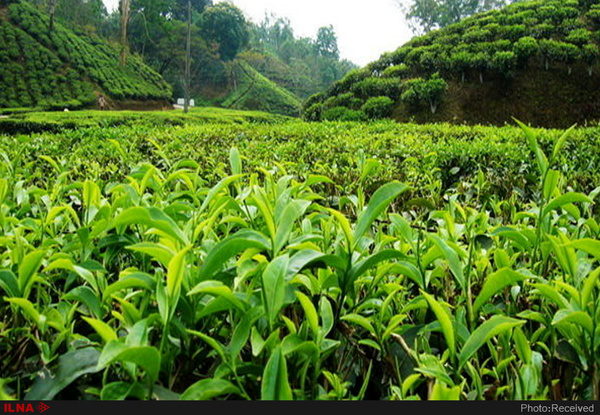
[458,315,525,369]
[181,378,240,400]
[261,346,293,400]
[473,268,529,313]
[421,290,455,358]
[354,181,409,245]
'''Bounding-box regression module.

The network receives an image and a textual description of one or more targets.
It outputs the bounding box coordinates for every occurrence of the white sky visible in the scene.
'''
[102,0,414,66]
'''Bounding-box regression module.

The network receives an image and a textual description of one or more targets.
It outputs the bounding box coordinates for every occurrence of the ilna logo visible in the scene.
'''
[3,403,49,413]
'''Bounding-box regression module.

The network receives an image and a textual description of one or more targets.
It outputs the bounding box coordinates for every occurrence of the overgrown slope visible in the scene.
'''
[0,0,172,109]
[213,60,302,117]
[305,0,600,127]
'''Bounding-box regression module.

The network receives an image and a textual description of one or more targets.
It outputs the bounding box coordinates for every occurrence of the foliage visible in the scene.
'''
[361,96,395,120]
[199,2,250,62]
[400,74,447,114]
[402,0,514,34]
[0,0,172,109]
[0,115,599,400]
[307,0,600,125]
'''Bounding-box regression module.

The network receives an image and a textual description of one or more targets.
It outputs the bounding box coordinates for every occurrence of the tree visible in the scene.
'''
[315,25,339,60]
[184,0,192,113]
[119,0,132,64]
[397,0,516,34]
[199,3,249,61]
[47,0,57,32]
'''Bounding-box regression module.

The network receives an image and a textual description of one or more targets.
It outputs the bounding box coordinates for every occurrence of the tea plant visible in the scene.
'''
[0,120,598,400]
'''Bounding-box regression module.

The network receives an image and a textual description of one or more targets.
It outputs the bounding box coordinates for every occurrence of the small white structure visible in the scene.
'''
[174,98,195,109]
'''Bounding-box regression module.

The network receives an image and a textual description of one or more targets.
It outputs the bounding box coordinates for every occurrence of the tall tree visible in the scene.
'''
[47,0,57,32]
[398,0,515,34]
[314,25,339,60]
[119,0,131,64]
[199,2,249,61]
[184,0,191,113]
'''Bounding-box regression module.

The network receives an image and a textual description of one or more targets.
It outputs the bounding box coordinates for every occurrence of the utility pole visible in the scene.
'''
[183,0,192,114]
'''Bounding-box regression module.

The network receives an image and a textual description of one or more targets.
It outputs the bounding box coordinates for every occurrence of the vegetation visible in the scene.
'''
[306,0,600,127]
[0,0,172,110]
[0,112,599,400]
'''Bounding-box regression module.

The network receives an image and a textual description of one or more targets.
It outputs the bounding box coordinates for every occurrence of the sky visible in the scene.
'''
[101,0,415,67]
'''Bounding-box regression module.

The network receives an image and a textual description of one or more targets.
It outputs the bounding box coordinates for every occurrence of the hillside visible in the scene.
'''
[304,0,600,127]
[0,0,172,110]
[196,60,302,117]
[221,60,302,117]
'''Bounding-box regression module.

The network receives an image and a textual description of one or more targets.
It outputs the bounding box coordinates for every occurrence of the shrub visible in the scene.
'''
[302,103,325,122]
[322,106,367,121]
[401,73,447,114]
[361,96,395,120]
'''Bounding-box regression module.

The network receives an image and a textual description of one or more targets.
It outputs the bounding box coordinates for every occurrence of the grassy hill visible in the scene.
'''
[197,60,302,117]
[304,0,600,127]
[0,0,172,110]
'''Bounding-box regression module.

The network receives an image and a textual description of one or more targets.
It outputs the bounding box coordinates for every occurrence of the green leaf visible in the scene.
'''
[428,234,465,291]
[274,200,311,254]
[100,382,134,400]
[543,192,593,217]
[581,267,600,310]
[199,174,244,214]
[295,291,319,337]
[514,119,548,176]
[262,255,289,328]
[18,250,45,297]
[5,297,44,329]
[0,270,20,298]
[114,206,188,246]
[319,296,334,339]
[26,348,101,400]
[543,170,561,201]
[513,327,532,364]
[126,242,175,267]
[340,313,375,335]
[45,258,98,293]
[97,341,161,382]
[551,124,577,163]
[567,239,600,260]
[349,249,408,282]
[421,290,455,358]
[531,283,570,309]
[64,286,103,319]
[326,208,354,250]
[552,309,594,334]
[166,246,192,302]
[181,378,240,400]
[229,147,242,175]
[261,347,293,400]
[187,329,227,362]
[430,382,461,400]
[458,315,525,369]
[82,317,118,344]
[492,227,532,251]
[287,249,347,279]
[354,181,409,245]
[188,280,246,312]
[473,268,529,313]
[198,230,271,281]
[103,272,156,302]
